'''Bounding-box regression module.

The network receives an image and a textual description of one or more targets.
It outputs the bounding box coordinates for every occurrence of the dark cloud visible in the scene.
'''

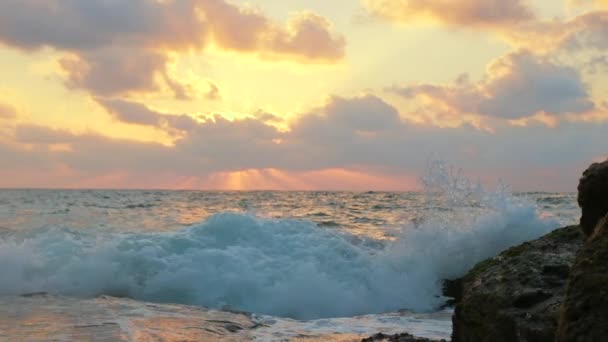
[363,0,608,61]
[12,124,197,174]
[392,51,594,119]
[60,48,169,97]
[363,0,534,28]
[265,12,346,62]
[0,0,208,51]
[97,98,199,132]
[585,55,608,73]
[0,0,344,59]
[2,94,607,191]
[197,2,345,61]
[96,98,286,170]
[560,11,608,51]
[290,95,404,169]
[205,81,222,101]
[508,11,608,52]
[15,125,77,145]
[0,0,345,98]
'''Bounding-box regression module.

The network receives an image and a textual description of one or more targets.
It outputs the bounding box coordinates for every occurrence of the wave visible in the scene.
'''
[0,162,559,320]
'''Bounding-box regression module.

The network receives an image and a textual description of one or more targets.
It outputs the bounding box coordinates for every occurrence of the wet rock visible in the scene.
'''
[361,332,446,342]
[541,264,570,279]
[20,292,49,297]
[442,279,462,306]
[0,295,257,341]
[450,225,585,342]
[558,214,608,341]
[512,289,552,309]
[577,159,608,236]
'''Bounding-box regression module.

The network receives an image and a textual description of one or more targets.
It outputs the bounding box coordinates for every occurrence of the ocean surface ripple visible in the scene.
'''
[0,181,576,320]
[0,163,580,340]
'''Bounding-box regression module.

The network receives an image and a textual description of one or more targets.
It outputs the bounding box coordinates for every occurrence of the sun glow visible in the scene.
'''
[194,168,419,191]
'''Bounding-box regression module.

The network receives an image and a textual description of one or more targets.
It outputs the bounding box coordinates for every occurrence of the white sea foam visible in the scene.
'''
[0,163,559,319]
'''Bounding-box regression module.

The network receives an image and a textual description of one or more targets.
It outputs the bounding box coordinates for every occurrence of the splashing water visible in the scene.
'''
[0,161,559,319]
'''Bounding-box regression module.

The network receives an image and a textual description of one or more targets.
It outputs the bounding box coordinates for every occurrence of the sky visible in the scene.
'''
[0,0,606,191]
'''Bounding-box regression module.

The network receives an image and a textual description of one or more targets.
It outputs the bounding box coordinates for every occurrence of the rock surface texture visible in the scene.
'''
[558,215,608,341]
[577,159,608,236]
[361,332,446,342]
[450,225,584,342]
[557,159,608,341]
[450,159,608,342]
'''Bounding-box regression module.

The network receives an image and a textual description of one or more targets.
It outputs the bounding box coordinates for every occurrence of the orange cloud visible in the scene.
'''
[501,11,608,52]
[200,3,345,62]
[0,101,18,142]
[264,12,346,62]
[97,98,199,135]
[392,50,594,121]
[2,97,608,191]
[0,0,345,61]
[59,49,172,97]
[0,102,17,120]
[363,0,534,28]
[569,0,608,8]
[0,0,345,99]
[363,0,608,58]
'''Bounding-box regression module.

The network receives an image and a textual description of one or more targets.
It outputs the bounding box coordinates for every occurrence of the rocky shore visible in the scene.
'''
[367,159,608,342]
[362,332,447,342]
[448,225,584,341]
[446,159,608,342]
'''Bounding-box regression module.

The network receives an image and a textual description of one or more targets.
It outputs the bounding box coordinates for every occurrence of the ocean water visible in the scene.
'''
[0,164,579,341]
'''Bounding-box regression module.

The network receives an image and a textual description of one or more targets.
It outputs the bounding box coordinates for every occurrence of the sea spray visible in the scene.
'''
[0,163,559,319]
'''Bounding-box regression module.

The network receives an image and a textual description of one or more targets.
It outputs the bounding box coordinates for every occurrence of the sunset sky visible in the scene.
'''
[0,0,606,191]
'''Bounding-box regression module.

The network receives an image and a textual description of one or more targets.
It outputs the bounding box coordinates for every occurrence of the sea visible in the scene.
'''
[0,163,579,341]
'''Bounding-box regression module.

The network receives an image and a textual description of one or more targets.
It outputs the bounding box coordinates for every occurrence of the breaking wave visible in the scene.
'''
[0,161,558,319]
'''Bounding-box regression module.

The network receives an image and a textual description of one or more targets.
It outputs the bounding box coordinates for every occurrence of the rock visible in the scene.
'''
[450,225,585,342]
[557,214,608,341]
[20,292,49,297]
[577,159,608,236]
[361,332,446,342]
[442,278,462,307]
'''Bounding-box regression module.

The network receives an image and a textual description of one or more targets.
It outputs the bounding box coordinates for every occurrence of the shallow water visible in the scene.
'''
[0,183,578,340]
[0,295,452,341]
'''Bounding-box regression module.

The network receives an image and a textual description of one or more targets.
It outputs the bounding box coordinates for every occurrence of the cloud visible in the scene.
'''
[59,48,225,99]
[290,95,404,167]
[96,98,287,171]
[363,0,534,28]
[1,94,607,191]
[362,0,608,59]
[265,12,346,62]
[59,48,170,97]
[0,0,209,51]
[0,0,345,59]
[585,55,608,73]
[0,102,17,119]
[0,0,345,98]
[205,81,222,101]
[97,98,199,133]
[500,11,608,53]
[297,95,402,135]
[559,11,608,51]
[392,50,594,119]
[200,3,345,62]
[568,0,608,9]
[12,125,186,175]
